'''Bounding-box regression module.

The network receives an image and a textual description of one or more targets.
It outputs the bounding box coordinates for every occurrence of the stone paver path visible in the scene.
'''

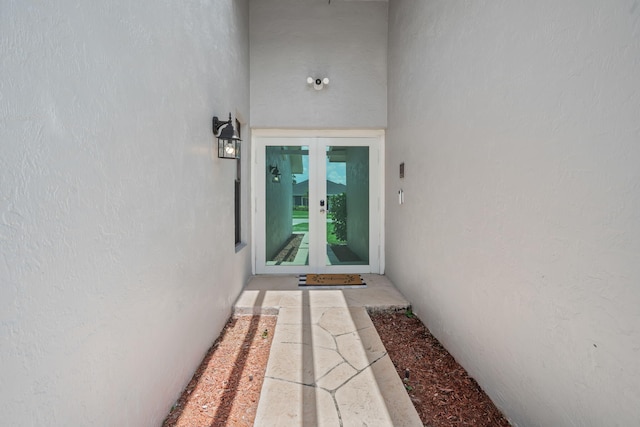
[235,275,423,426]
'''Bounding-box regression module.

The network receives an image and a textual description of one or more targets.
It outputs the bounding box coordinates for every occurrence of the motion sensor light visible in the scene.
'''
[307,76,330,91]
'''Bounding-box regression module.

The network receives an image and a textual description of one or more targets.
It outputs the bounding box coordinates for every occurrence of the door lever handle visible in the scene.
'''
[320,208,325,213]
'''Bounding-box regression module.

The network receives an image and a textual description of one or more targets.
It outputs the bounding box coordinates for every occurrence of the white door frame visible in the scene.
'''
[251,129,385,275]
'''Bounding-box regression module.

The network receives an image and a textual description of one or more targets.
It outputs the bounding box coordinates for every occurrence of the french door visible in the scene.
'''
[254,131,383,274]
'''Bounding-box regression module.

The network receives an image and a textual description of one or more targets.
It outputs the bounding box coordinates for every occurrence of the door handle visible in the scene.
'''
[320,208,325,213]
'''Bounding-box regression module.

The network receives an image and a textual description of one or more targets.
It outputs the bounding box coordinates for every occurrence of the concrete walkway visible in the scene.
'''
[234,274,423,426]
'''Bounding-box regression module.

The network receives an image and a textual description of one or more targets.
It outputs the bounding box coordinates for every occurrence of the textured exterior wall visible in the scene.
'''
[0,1,250,425]
[386,1,640,425]
[250,0,388,129]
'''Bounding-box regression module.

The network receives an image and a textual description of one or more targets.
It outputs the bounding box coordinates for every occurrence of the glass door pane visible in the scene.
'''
[325,145,369,266]
[265,145,310,266]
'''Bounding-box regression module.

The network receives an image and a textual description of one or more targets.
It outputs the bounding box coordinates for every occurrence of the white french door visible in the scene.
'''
[253,131,383,274]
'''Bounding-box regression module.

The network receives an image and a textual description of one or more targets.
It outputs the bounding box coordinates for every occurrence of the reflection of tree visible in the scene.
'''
[329,192,347,242]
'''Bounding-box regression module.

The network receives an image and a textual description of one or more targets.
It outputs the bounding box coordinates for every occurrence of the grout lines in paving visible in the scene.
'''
[253,303,422,426]
[236,275,422,426]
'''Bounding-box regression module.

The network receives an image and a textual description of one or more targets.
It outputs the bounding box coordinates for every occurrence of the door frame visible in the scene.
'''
[251,129,386,275]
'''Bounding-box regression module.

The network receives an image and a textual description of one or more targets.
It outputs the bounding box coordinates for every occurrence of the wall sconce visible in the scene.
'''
[269,165,281,183]
[307,77,329,91]
[212,113,241,159]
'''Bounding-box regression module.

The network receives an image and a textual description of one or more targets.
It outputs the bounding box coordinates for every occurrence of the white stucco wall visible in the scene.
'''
[0,1,250,425]
[250,0,388,129]
[386,1,640,425]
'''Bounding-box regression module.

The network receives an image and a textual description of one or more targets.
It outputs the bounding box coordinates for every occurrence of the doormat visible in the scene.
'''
[298,274,367,288]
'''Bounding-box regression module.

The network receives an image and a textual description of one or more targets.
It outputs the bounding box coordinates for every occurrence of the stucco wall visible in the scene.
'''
[250,0,388,129]
[386,1,640,425]
[0,1,250,425]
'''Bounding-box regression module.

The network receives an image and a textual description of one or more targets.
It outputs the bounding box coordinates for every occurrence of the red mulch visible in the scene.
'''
[370,311,511,426]
[162,311,510,426]
[162,315,276,427]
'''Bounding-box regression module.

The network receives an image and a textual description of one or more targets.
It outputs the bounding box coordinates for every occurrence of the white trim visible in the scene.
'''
[251,129,385,275]
[252,128,385,138]
[378,134,386,274]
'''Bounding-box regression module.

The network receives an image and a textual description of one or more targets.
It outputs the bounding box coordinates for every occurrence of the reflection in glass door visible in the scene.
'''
[265,145,310,266]
[324,145,369,266]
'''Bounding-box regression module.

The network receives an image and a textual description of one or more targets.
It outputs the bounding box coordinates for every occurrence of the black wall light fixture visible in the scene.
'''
[212,113,241,159]
[269,165,281,183]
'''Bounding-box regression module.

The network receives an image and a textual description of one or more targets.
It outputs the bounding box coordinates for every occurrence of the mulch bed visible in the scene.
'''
[163,310,510,427]
[271,236,364,264]
[270,234,304,263]
[370,311,511,426]
[329,244,362,262]
[162,315,277,427]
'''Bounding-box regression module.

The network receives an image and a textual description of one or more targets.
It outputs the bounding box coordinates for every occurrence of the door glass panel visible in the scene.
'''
[265,145,310,266]
[325,146,369,266]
